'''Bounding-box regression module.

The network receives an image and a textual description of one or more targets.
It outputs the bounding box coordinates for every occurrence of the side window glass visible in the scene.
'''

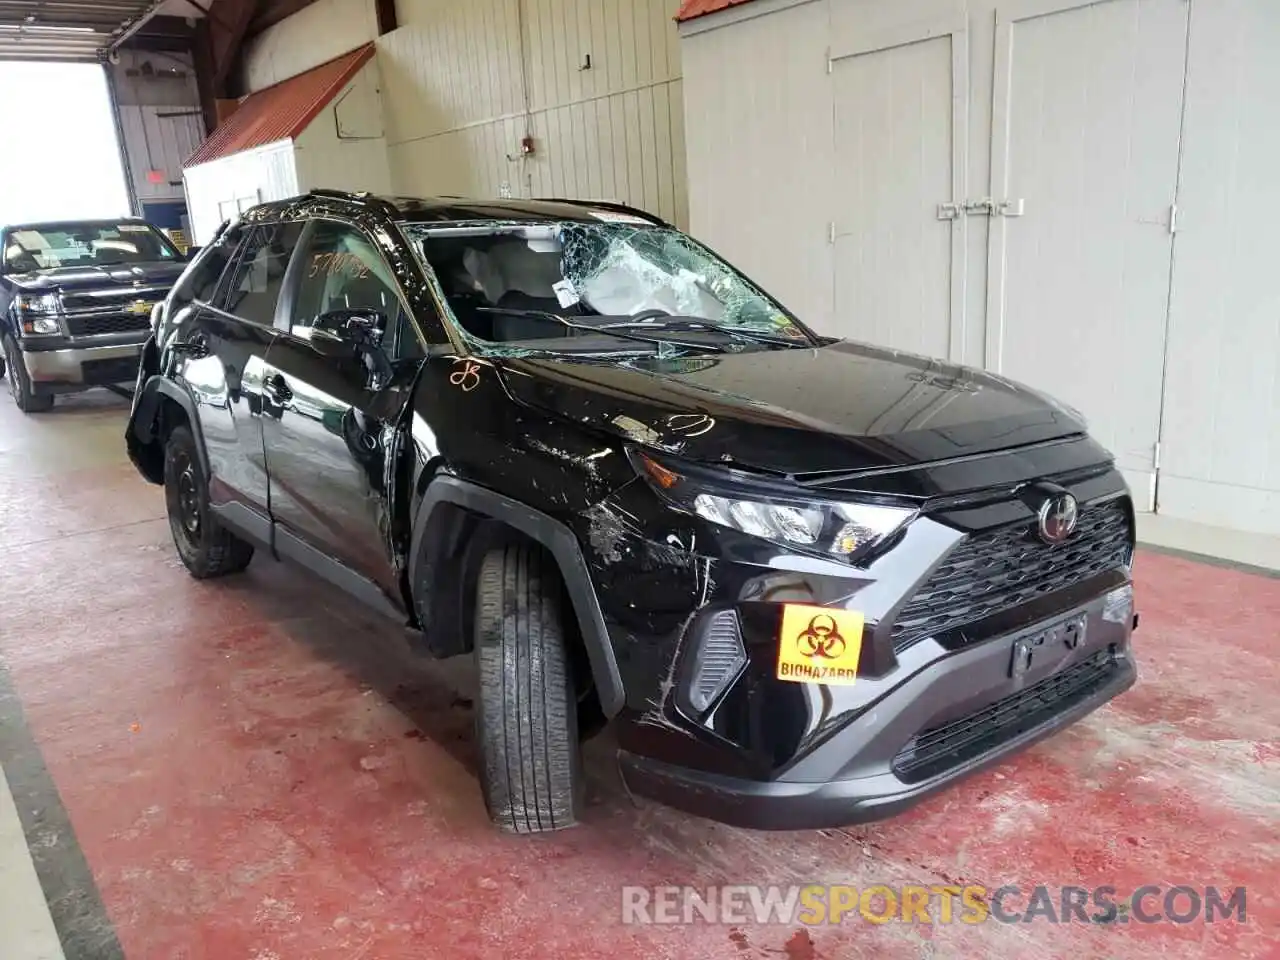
[291,221,422,359]
[171,227,239,312]
[222,222,303,326]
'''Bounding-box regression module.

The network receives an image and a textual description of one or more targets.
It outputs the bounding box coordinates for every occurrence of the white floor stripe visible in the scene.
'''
[0,765,65,960]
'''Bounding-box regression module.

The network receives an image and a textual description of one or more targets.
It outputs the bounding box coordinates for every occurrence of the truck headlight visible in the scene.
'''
[16,293,60,314]
[15,293,62,335]
[632,451,917,563]
[24,316,61,335]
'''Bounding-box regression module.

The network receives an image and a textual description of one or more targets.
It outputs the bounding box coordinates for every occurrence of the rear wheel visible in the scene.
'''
[3,335,54,413]
[163,424,254,578]
[473,543,583,833]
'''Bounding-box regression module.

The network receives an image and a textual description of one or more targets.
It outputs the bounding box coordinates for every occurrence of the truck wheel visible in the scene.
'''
[163,424,254,579]
[3,336,54,412]
[473,543,583,833]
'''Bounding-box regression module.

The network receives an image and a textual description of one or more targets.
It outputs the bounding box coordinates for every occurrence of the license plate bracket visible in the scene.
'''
[1009,612,1087,679]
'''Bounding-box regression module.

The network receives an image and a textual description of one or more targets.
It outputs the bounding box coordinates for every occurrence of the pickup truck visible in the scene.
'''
[1,218,187,411]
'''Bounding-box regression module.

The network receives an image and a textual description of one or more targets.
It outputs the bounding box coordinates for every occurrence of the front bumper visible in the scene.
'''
[19,336,145,390]
[618,590,1136,830]
[570,438,1139,830]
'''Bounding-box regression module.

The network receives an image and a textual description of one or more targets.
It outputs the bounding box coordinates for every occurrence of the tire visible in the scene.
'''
[3,336,54,413]
[163,424,254,579]
[473,543,583,833]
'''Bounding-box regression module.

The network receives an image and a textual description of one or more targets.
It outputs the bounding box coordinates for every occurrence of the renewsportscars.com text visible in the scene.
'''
[621,884,1247,926]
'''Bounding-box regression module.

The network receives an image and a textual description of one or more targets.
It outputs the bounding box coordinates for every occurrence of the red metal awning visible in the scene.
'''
[185,43,375,168]
[675,0,760,22]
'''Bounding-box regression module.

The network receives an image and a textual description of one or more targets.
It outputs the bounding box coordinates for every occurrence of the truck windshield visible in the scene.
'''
[408,219,812,352]
[3,221,180,273]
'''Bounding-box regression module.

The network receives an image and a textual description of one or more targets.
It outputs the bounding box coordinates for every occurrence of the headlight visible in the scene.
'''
[16,293,60,314]
[23,316,61,335]
[15,293,62,335]
[632,451,917,563]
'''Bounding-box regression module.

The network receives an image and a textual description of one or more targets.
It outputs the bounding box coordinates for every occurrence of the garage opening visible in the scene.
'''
[0,61,131,222]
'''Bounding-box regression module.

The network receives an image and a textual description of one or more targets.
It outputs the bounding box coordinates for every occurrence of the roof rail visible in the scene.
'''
[531,197,668,227]
[304,188,400,216]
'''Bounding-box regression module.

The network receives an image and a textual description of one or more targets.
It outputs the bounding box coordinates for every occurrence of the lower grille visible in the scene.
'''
[81,356,141,385]
[65,313,151,337]
[891,648,1120,783]
[892,498,1132,653]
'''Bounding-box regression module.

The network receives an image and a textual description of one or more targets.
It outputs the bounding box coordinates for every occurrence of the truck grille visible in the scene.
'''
[891,647,1121,783]
[65,314,151,337]
[891,498,1131,653]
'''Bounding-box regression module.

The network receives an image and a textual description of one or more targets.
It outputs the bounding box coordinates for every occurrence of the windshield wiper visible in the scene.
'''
[474,307,731,354]
[593,315,813,348]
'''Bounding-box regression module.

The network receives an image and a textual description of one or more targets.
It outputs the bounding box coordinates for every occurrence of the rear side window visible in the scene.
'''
[221,222,304,327]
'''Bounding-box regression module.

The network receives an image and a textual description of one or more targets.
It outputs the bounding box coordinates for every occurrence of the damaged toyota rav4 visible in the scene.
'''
[126,191,1137,833]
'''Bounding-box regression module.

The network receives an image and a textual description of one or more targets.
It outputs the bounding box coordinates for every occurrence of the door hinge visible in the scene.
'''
[1168,203,1179,235]
[827,221,836,244]
[826,47,833,74]
[937,202,962,221]
[1153,441,1162,470]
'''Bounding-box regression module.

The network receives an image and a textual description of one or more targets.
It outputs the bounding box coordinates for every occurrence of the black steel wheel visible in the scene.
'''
[163,424,254,579]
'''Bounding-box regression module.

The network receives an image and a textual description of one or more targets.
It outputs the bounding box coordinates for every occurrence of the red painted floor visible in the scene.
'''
[1,394,1277,959]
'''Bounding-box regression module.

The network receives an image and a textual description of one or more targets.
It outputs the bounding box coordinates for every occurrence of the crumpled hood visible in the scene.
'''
[6,261,184,293]
[494,340,1087,476]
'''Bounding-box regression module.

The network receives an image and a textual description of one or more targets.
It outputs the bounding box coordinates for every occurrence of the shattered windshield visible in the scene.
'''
[406,219,811,355]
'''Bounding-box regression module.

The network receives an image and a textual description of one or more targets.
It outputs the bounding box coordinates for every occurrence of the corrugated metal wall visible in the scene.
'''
[111,50,205,207]
[243,0,380,92]
[379,0,688,226]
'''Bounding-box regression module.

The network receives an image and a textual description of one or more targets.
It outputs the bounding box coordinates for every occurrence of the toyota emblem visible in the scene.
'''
[1038,493,1079,544]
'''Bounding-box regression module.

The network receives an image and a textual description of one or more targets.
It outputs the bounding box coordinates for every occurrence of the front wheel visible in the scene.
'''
[473,543,584,833]
[3,336,53,412]
[163,424,254,578]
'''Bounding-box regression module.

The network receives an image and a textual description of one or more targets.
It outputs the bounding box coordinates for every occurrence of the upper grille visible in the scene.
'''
[891,498,1131,653]
[65,313,151,337]
[891,647,1121,783]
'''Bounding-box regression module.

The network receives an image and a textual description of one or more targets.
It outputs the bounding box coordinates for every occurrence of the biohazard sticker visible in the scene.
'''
[776,605,864,686]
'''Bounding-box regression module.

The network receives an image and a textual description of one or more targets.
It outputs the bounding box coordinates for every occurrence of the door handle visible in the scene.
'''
[263,372,293,403]
[170,333,208,359]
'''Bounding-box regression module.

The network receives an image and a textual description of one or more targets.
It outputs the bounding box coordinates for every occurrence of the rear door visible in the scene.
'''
[180,221,303,512]
[260,218,424,604]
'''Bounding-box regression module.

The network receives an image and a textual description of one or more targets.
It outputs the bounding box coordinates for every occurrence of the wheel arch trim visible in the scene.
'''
[410,475,625,718]
[130,375,210,480]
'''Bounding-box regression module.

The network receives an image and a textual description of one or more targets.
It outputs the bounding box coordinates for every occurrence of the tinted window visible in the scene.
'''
[222,222,304,327]
[171,226,238,313]
[290,220,421,359]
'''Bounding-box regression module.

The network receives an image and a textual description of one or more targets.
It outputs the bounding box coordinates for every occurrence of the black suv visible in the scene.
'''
[1,218,187,411]
[126,191,1137,833]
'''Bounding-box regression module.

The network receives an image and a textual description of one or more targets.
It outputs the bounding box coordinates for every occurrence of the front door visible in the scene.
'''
[260,219,423,603]
[985,0,1189,509]
[183,221,302,512]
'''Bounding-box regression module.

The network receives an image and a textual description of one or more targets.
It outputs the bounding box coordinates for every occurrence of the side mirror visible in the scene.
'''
[312,308,387,351]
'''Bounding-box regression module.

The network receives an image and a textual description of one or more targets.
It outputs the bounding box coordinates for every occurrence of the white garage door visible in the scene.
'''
[830,24,966,361]
[986,0,1190,508]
